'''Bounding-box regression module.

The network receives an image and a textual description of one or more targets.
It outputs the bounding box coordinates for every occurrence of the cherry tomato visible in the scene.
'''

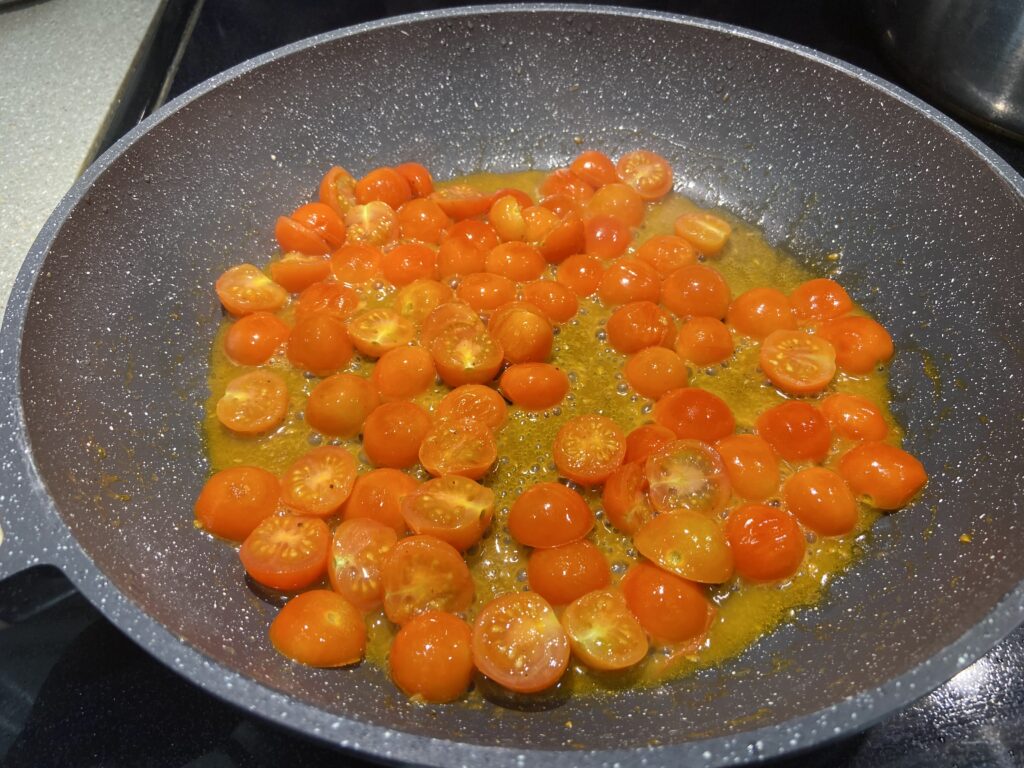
[537,211,585,263]
[587,182,644,226]
[783,467,858,536]
[838,442,927,510]
[499,363,569,410]
[624,423,677,464]
[620,562,713,644]
[447,219,501,251]
[380,243,438,286]
[714,433,780,501]
[269,252,331,293]
[562,589,649,671]
[305,373,379,437]
[397,198,451,244]
[240,514,329,591]
[644,439,730,516]
[597,258,661,306]
[401,475,495,551]
[344,202,399,248]
[319,165,357,218]
[215,264,287,317]
[291,202,346,249]
[371,345,436,402]
[223,311,289,366]
[488,194,527,242]
[194,466,279,542]
[820,393,888,442]
[601,461,656,534]
[570,150,619,188]
[661,264,731,319]
[280,446,358,517]
[295,281,359,324]
[432,184,493,220]
[486,242,546,281]
[341,468,418,534]
[674,317,734,366]
[759,329,837,396]
[420,301,482,348]
[624,347,689,400]
[635,235,697,276]
[552,414,627,485]
[818,315,895,374]
[269,590,365,667]
[328,517,399,611]
[727,288,797,339]
[275,216,330,255]
[520,280,579,323]
[430,325,504,386]
[330,242,384,285]
[472,592,570,693]
[487,302,553,364]
[507,482,595,548]
[287,312,354,376]
[556,254,605,297]
[790,278,853,322]
[456,272,517,312]
[653,387,735,443]
[216,370,288,435]
[527,540,611,606]
[540,169,594,202]
[633,510,735,583]
[435,384,508,431]
[674,211,731,257]
[346,308,416,358]
[616,149,673,200]
[418,420,498,480]
[724,504,805,582]
[394,162,434,198]
[756,401,832,462]
[356,167,413,209]
[362,402,432,469]
[390,611,474,703]
[381,535,474,624]
[606,301,676,354]
[394,279,454,323]
[583,214,632,260]
[438,236,487,277]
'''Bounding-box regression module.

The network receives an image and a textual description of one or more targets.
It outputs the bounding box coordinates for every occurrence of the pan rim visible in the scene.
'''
[4,4,1024,765]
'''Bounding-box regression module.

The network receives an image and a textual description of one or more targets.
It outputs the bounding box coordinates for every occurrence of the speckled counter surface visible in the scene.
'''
[0,0,165,318]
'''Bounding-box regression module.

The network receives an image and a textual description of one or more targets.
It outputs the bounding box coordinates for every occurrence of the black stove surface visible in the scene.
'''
[3,2,1022,766]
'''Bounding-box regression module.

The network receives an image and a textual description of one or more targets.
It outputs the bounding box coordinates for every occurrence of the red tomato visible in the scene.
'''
[620,562,713,643]
[499,363,569,410]
[356,167,413,209]
[269,252,331,293]
[583,214,632,260]
[661,264,731,319]
[346,308,416,358]
[472,592,570,693]
[601,461,656,534]
[644,439,730,516]
[275,216,330,256]
[633,511,735,583]
[280,446,358,517]
[215,264,287,317]
[653,387,735,443]
[588,182,644,226]
[727,288,797,339]
[556,254,605,297]
[624,347,689,400]
[487,302,553,364]
[674,317,734,366]
[269,590,365,667]
[418,420,498,480]
[818,315,895,374]
[486,242,546,281]
[295,281,359,324]
[507,482,595,548]
[624,423,677,464]
[790,278,853,321]
[240,514,329,591]
[435,384,508,431]
[606,301,676,354]
[381,535,474,624]
[430,325,505,386]
[838,442,927,510]
[394,162,434,197]
[520,280,579,323]
[597,258,661,306]
[674,211,731,257]
[328,517,398,611]
[305,373,379,437]
[223,311,289,366]
[784,467,858,536]
[432,184,493,220]
[362,402,432,469]
[344,202,399,248]
[390,611,474,703]
[455,272,517,312]
[287,312,354,376]
[372,345,436,402]
[552,414,627,485]
[635,235,697,276]
[714,433,780,501]
[725,504,806,582]
[380,243,438,286]
[291,202,346,248]
[527,540,611,606]
[616,149,673,200]
[341,468,418,534]
[820,393,889,442]
[215,370,288,435]
[397,198,451,244]
[394,279,454,324]
[318,165,357,218]
[570,150,619,188]
[194,466,280,542]
[330,242,384,285]
[759,329,837,396]
[562,588,649,671]
[401,475,495,551]
[756,402,832,462]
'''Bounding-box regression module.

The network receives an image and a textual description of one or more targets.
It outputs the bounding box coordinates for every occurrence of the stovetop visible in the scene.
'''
[2,2,1022,766]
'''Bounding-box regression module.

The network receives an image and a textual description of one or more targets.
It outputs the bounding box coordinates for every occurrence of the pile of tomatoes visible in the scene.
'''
[195,148,927,703]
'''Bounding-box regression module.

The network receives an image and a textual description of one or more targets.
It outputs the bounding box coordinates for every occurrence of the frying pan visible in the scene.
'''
[2,5,1023,765]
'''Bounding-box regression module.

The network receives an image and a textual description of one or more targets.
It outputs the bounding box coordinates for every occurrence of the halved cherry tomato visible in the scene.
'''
[486,242,546,281]
[362,402,432,469]
[223,311,289,366]
[438,236,487,277]
[380,243,438,286]
[588,182,644,226]
[583,214,632,260]
[291,202,346,248]
[635,235,697,276]
[330,242,384,285]
[508,481,595,548]
[653,387,735,443]
[493,187,534,209]
[418,420,498,480]
[356,167,413,209]
[430,325,504,386]
[274,216,330,255]
[215,264,287,317]
[280,446,358,517]
[432,184,492,220]
[287,312,353,376]
[420,301,484,349]
[552,414,627,485]
[537,211,585,263]
[216,370,288,435]
[562,588,649,671]
[401,475,495,550]
[269,252,331,293]
[435,384,508,431]
[295,281,360,323]
[447,219,501,250]
[783,467,858,536]
[487,302,553,364]
[539,169,594,202]
[394,279,454,323]
[194,466,279,542]
[305,373,379,437]
[472,592,570,693]
[790,278,853,321]
[620,562,713,644]
[518,204,560,245]
[756,401,832,462]
[759,329,837,396]
[270,590,365,667]
[597,258,661,306]
[520,280,579,323]
[328,517,399,611]
[601,461,656,534]
[394,162,434,198]
[527,540,610,606]
[617,149,673,200]
[319,165,358,218]
[556,254,605,297]
[624,423,677,464]
[838,442,927,510]
[390,611,474,703]
[633,510,735,584]
[346,308,416,357]
[661,264,731,319]
[643,439,730,516]
[344,202,399,248]
[606,301,676,354]
[624,347,689,400]
[570,150,619,188]
[372,345,436,401]
[499,363,569,410]
[727,288,796,339]
[820,393,889,442]
[674,211,731,257]
[488,194,527,242]
[725,504,805,582]
[714,433,780,501]
[456,272,517,312]
[240,514,329,591]
[674,317,734,366]
[341,468,418,534]
[818,315,895,374]
[397,198,451,243]
[381,535,474,624]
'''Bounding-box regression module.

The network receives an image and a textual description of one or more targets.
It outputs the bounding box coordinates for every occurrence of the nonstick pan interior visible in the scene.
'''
[7,6,1024,764]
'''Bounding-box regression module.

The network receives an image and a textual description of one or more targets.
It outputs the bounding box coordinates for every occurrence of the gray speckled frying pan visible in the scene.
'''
[1,5,1022,765]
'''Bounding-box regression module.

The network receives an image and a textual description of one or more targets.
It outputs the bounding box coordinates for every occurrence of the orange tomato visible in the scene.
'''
[419,300,483,348]
[240,514,329,591]
[643,439,730,516]
[401,475,495,550]
[624,347,689,400]
[394,162,434,197]
[215,370,288,435]
[790,278,853,322]
[291,202,346,248]
[432,184,494,220]
[520,280,579,323]
[562,589,649,671]
[356,167,413,209]
[727,287,796,339]
[499,363,569,410]
[430,325,504,386]
[381,535,474,624]
[674,211,731,257]
[394,279,454,323]
[269,590,366,667]
[616,149,673,200]
[838,442,927,510]
[371,345,436,401]
[437,237,487,278]
[597,258,661,306]
[215,264,287,317]
[540,169,594,202]
[318,165,357,218]
[756,401,832,462]
[759,329,837,396]
[725,504,806,582]
[784,467,858,536]
[269,252,332,293]
[341,468,418,534]
[362,402,432,469]
[328,517,398,611]
[552,414,627,485]
[344,202,399,248]
[487,302,553,364]
[455,272,517,312]
[620,562,713,643]
[397,198,451,244]
[485,242,546,281]
[570,150,619,188]
[820,392,889,442]
[583,214,632,260]
[390,611,474,703]
[556,254,605,297]
[418,421,498,480]
[527,540,611,606]
[507,482,594,548]
[653,387,735,443]
[305,373,379,437]
[280,446,358,517]
[714,433,780,501]
[223,311,289,366]
[380,243,438,286]
[488,194,527,242]
[818,315,895,374]
[286,312,353,376]
[601,461,656,534]
[587,182,644,226]
[661,264,731,319]
[606,301,676,354]
[346,308,416,358]
[274,215,330,255]
[633,511,735,583]
[295,281,359,323]
[635,235,697,276]
[624,423,677,464]
[537,211,586,263]
[435,384,508,431]
[674,317,734,366]
[330,242,384,285]
[194,466,279,542]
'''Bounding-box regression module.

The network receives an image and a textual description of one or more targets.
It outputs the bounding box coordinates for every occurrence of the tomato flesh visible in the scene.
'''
[633,510,735,584]
[644,440,730,516]
[328,517,398,611]
[562,589,649,671]
[401,475,495,551]
[241,514,330,591]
